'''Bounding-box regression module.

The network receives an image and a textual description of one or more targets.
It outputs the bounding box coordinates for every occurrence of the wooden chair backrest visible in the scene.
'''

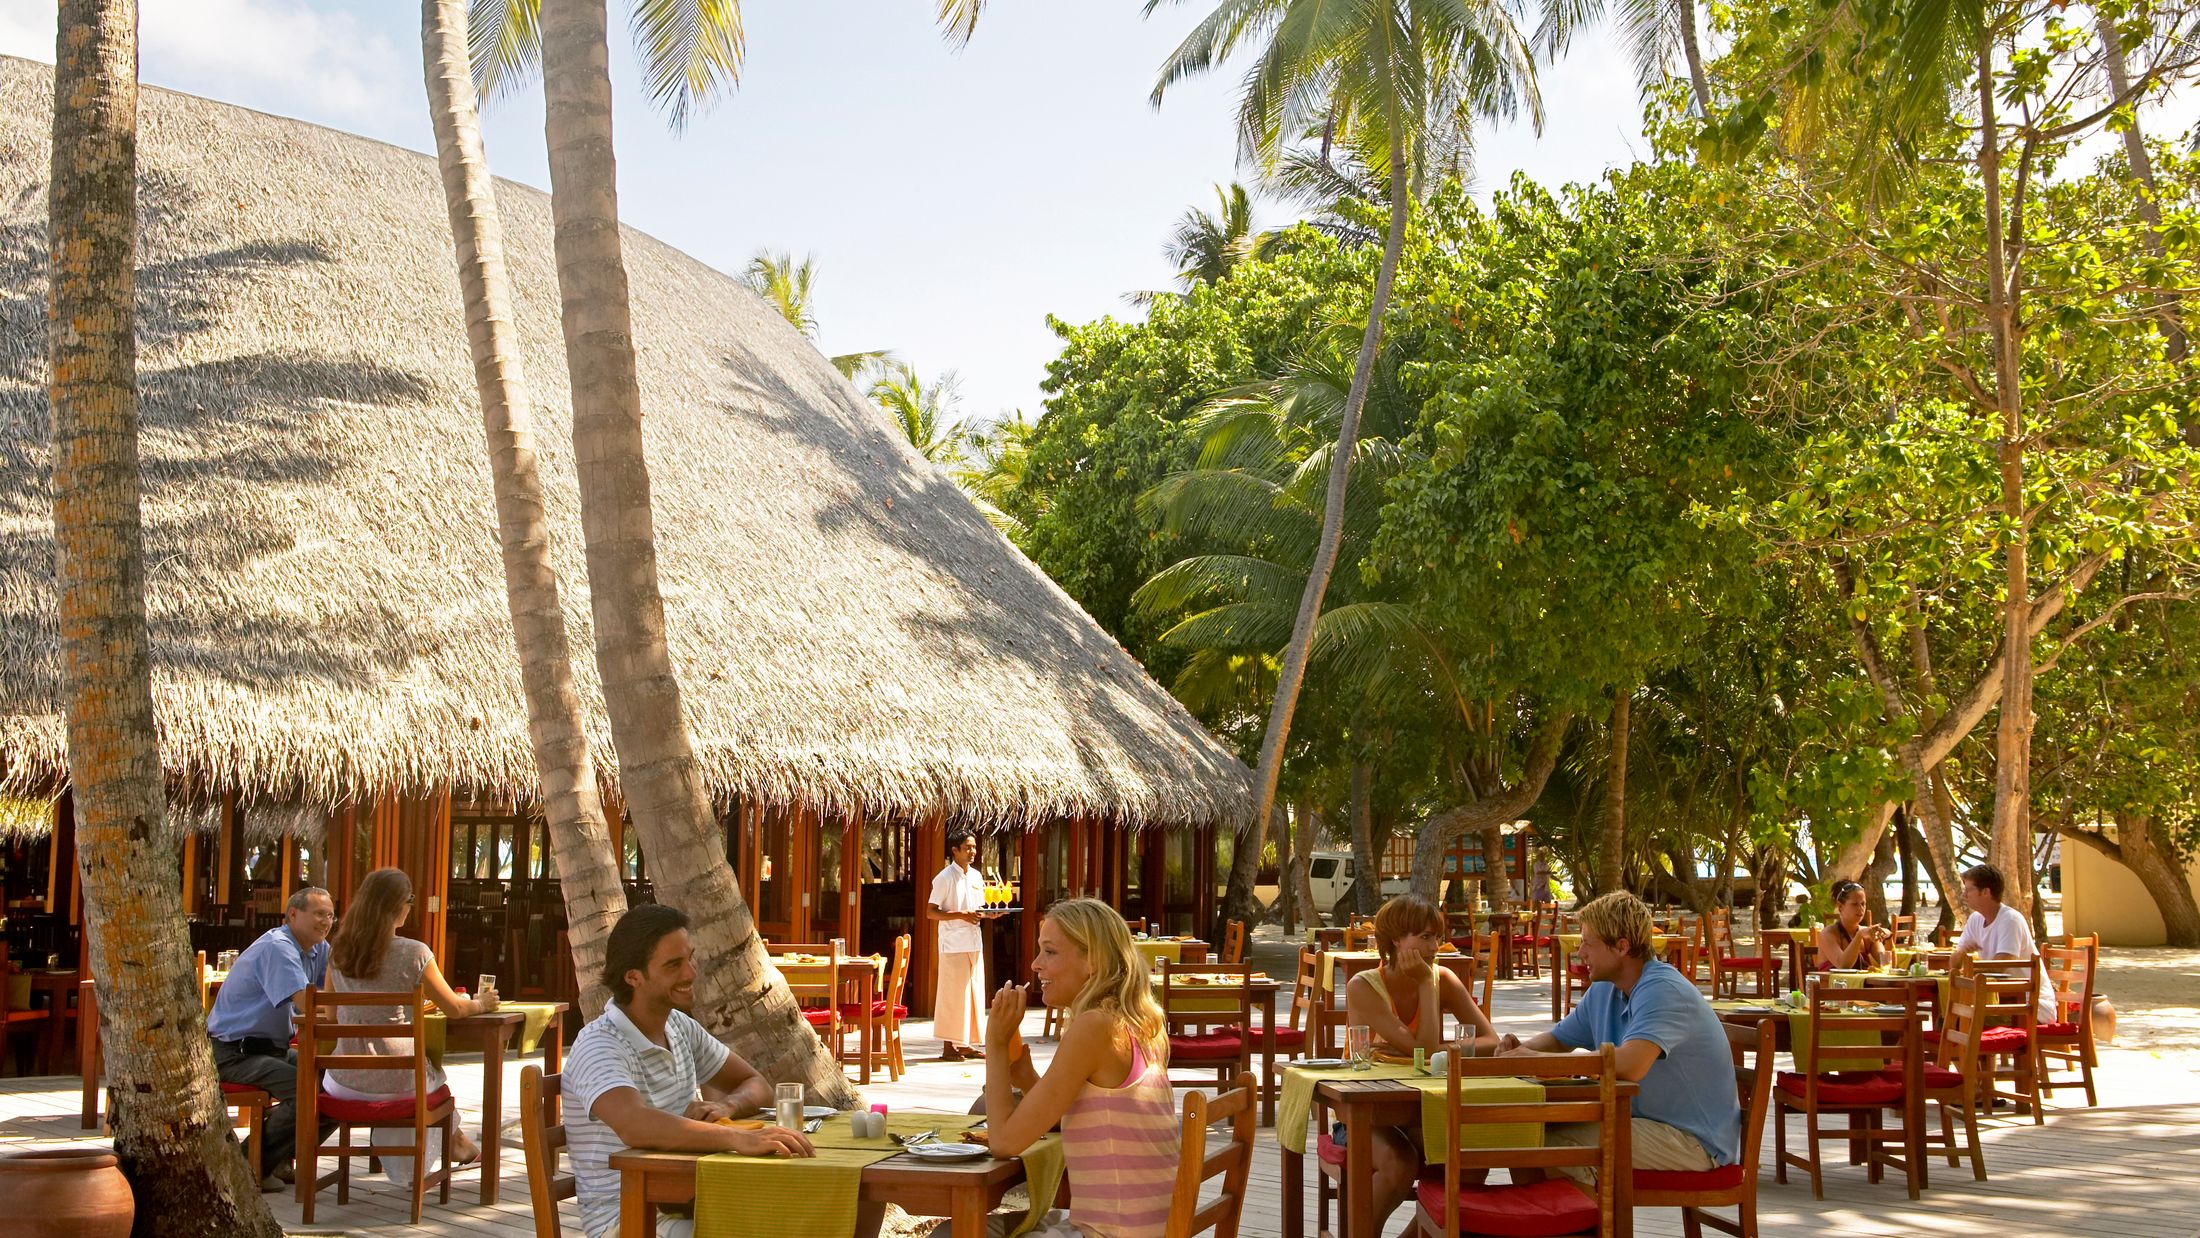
[2040,941,2094,1027]
[1344,920,1376,952]
[1798,979,1920,1087]
[1937,972,1993,1077]
[295,986,432,1128]
[1310,927,1349,951]
[1221,920,1247,966]
[1327,954,1380,1021]
[1725,1019,1776,1182]
[765,941,844,1006]
[1433,1046,1622,1238]
[1128,919,1148,936]
[1163,1072,1257,1238]
[1158,962,1255,1032]
[1965,958,2042,1031]
[520,1066,574,1238]
[1290,947,1321,1033]
[882,934,913,1011]
[1888,914,1918,949]
[195,951,209,1013]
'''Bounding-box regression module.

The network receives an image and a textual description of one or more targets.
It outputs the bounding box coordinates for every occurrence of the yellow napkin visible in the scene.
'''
[1006,1134,1066,1238]
[1276,1061,1419,1154]
[1135,941,1184,966]
[1274,1063,1544,1156]
[695,1146,883,1238]
[421,1001,562,1065]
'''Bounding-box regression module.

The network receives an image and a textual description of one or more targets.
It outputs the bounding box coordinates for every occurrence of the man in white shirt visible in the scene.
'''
[928,831,994,1060]
[1951,862,2056,1025]
[565,904,881,1238]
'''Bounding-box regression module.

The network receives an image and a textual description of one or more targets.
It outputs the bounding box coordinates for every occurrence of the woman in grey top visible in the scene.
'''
[325,866,499,1175]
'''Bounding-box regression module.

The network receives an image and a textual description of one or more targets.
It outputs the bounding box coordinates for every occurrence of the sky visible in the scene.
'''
[0,1,1655,426]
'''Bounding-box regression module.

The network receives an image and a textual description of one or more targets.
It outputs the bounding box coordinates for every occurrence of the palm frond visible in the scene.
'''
[468,0,542,101]
[936,0,987,47]
[629,0,744,131]
[1158,601,1300,653]
[1134,553,1308,616]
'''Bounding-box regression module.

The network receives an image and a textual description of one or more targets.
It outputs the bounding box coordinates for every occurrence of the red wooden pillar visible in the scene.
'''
[1193,824,1216,941]
[910,815,945,1017]
[1140,826,1165,933]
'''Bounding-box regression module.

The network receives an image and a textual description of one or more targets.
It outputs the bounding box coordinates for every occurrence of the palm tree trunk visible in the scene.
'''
[1294,800,1321,927]
[1245,122,1413,855]
[48,5,279,1229]
[422,0,625,1021]
[1976,40,2035,920]
[1479,822,1511,915]
[1676,0,1713,116]
[1349,761,1380,916]
[1221,802,1274,926]
[2096,11,2191,377]
[1596,685,1632,894]
[538,0,852,1104]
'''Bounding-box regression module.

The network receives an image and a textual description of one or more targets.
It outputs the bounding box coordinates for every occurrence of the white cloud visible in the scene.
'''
[1,0,413,142]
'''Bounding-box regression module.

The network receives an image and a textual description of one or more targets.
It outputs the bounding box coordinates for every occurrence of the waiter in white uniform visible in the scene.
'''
[929,831,992,1059]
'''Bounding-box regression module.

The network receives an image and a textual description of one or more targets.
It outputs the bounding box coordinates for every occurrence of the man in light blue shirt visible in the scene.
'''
[206,886,334,1187]
[1499,890,1741,1184]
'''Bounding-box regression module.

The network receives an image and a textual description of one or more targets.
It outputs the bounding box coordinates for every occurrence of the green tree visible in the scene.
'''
[868,361,968,465]
[1146,0,1542,861]
[47,2,278,1228]
[738,248,892,377]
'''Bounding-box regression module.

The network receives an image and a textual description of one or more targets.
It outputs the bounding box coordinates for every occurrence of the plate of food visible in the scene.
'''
[1726,1006,1778,1016]
[901,1142,990,1163]
[1297,1058,1349,1069]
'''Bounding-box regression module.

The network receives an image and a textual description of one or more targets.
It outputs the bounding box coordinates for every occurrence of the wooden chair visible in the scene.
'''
[1310,926,1350,952]
[837,934,912,1081]
[1634,1018,1774,1238]
[1961,958,2045,1124]
[768,941,848,1065]
[1417,1045,1624,1238]
[2038,939,2098,1108]
[1773,979,1926,1200]
[1344,918,1377,951]
[1713,916,1773,1000]
[520,1066,574,1238]
[1163,1072,1257,1238]
[1464,934,1497,1013]
[1915,972,1991,1183]
[0,943,52,1076]
[293,986,457,1225]
[1128,919,1148,936]
[1220,919,1248,966]
[1887,914,1919,949]
[1505,905,1547,980]
[1671,914,1706,983]
[1320,953,1381,1056]
[1159,962,1254,1094]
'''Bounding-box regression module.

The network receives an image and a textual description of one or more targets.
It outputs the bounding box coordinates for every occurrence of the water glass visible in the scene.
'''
[775,1082,804,1130]
[477,973,497,997]
[1346,1024,1374,1072]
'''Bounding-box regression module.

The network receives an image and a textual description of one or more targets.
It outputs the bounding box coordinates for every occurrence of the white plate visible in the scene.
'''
[1298,1058,1349,1069]
[804,1105,838,1120]
[903,1142,990,1162]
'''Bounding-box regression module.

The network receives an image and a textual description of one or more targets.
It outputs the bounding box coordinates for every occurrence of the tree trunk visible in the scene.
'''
[1221,802,1273,928]
[1977,42,2035,920]
[1350,762,1380,915]
[2096,9,2191,380]
[1896,804,1917,917]
[1863,821,1897,923]
[422,0,625,1021]
[1244,120,1413,860]
[2058,817,2200,947]
[1596,685,1631,895]
[1676,0,1713,117]
[538,0,851,1104]
[1479,822,1511,915]
[1294,801,1320,928]
[48,5,279,1230]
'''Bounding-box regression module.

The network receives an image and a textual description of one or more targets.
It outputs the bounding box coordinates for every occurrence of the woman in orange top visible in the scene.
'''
[1342,894,1501,1231]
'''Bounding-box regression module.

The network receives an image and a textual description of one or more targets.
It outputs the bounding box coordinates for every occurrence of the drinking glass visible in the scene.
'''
[477,973,497,997]
[1346,1024,1374,1072]
[775,1082,804,1130]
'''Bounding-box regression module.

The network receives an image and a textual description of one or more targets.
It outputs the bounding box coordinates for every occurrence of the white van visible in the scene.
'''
[1306,850,1410,918]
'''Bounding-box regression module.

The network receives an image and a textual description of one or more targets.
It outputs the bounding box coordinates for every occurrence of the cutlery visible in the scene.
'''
[891,1129,938,1147]
[803,1117,824,1133]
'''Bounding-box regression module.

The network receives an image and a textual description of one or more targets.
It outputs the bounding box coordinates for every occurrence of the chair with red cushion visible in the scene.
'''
[1159,961,1253,1095]
[830,933,911,1081]
[220,1081,270,1183]
[770,941,847,1068]
[293,985,456,1225]
[2037,940,2098,1108]
[1163,1072,1256,1238]
[1415,1044,1622,1238]
[1913,971,1992,1182]
[1711,912,1773,1001]
[1634,1017,1774,1237]
[1508,904,1549,981]
[1773,979,1927,1200]
[1965,957,2045,1124]
[0,943,54,1076]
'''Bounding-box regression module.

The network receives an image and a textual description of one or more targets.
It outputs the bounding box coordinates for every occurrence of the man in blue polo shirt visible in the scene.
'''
[1499,890,1740,1184]
[206,885,335,1187]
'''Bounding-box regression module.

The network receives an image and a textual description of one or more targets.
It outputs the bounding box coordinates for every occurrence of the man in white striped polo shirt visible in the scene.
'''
[565,904,877,1237]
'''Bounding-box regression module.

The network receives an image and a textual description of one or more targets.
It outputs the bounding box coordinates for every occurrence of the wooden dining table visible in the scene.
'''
[773,954,884,1084]
[437,1003,568,1204]
[610,1142,1028,1238]
[1151,973,1283,1123]
[1282,1073,1640,1238]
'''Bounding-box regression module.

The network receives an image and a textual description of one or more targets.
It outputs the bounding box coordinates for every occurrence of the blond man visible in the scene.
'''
[1499,891,1740,1183]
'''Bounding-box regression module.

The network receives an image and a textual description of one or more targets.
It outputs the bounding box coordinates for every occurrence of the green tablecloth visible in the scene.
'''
[421,1001,563,1065]
[694,1111,1064,1238]
[1710,998,1890,1069]
[1134,940,1184,968]
[1275,1063,1545,1158]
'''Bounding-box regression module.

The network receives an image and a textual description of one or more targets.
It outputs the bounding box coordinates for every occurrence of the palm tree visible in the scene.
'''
[868,361,968,465]
[739,249,893,377]
[422,0,626,1020]
[955,410,1039,537]
[48,2,279,1229]
[1533,0,1714,116]
[1167,182,1268,288]
[1146,0,1541,889]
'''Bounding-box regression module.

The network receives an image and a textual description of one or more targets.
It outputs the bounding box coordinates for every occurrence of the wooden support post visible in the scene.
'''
[215,791,237,907]
[180,829,199,915]
[912,815,945,1017]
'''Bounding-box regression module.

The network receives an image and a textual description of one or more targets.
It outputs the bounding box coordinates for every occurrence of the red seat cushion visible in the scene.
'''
[220,1082,267,1098]
[1414,1177,1600,1236]
[802,1008,838,1027]
[1776,1070,1906,1106]
[1717,955,1763,967]
[2036,1020,2079,1038]
[1568,962,1591,979]
[836,1002,909,1020]
[1977,1026,2032,1052]
[1634,1163,1745,1192]
[318,1085,453,1123]
[1168,1030,1247,1061]
[1317,1131,1347,1166]
[1219,1022,1308,1050]
[1897,1064,1966,1089]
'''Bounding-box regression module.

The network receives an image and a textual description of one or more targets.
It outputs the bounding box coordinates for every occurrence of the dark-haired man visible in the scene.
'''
[929,830,994,1059]
[565,904,867,1238]
[1952,863,2055,1025]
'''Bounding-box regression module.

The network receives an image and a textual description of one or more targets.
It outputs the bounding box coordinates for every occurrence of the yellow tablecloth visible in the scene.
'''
[1134,940,1185,968]
[1276,1062,1544,1157]
[422,1001,564,1065]
[1317,949,1468,994]
[694,1111,1062,1238]
[1150,974,1251,1016]
[1557,934,1677,958]
[1710,998,1894,1070]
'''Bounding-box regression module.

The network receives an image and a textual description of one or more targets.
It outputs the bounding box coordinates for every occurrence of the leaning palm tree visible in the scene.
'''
[422,0,625,1020]
[1167,182,1267,288]
[48,1,280,1229]
[739,249,892,377]
[1146,0,1541,889]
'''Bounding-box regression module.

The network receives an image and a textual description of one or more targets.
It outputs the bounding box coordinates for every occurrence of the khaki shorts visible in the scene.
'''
[1544,1117,1714,1187]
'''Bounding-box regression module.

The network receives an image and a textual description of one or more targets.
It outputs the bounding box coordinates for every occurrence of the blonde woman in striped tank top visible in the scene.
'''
[973,898,1176,1238]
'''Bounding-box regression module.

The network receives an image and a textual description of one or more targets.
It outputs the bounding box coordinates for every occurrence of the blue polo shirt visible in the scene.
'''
[1552,958,1740,1165]
[206,924,328,1043]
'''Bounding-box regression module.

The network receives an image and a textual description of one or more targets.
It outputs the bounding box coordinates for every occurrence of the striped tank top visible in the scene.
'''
[1058,1037,1180,1237]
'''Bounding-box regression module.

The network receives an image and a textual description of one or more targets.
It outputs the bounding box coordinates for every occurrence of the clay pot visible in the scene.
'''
[0,1149,135,1238]
[2091,994,2117,1044]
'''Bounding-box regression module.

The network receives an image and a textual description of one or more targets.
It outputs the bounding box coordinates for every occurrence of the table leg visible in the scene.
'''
[1551,941,1568,1022]
[1497,930,1514,981]
[1259,990,1278,1125]
[950,1185,987,1238]
[618,1166,651,1238]
[78,981,100,1130]
[1344,1101,1375,1238]
[480,1024,511,1205]
[860,972,874,1086]
[1616,1111,1634,1238]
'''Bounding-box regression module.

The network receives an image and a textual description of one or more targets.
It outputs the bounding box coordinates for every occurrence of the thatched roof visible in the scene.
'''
[0,57,1252,831]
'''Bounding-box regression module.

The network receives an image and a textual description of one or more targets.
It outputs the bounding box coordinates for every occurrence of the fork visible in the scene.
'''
[891,1129,938,1147]
[803,1117,825,1134]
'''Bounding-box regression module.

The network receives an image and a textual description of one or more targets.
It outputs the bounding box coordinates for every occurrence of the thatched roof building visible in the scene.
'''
[0,56,1252,833]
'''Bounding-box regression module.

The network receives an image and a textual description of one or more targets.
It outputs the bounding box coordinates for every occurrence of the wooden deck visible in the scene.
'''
[4,938,2195,1237]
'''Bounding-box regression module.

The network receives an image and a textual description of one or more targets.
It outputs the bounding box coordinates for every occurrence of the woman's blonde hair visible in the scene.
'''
[1579,891,1657,960]
[1043,898,1166,1066]
[1373,894,1448,968]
